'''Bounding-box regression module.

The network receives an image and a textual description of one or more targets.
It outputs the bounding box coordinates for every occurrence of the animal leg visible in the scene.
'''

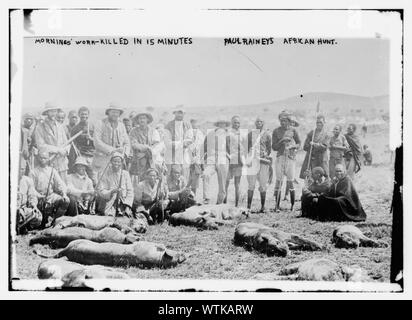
[359,237,389,248]
[288,235,322,251]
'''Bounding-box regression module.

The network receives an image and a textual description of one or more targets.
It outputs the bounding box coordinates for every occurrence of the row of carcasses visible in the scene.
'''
[28,205,389,287]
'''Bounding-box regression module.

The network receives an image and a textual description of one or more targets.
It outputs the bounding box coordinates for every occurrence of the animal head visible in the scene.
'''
[195,216,218,230]
[341,265,370,282]
[62,269,93,288]
[238,207,250,218]
[332,232,359,249]
[130,216,148,233]
[124,233,140,244]
[259,233,289,257]
[160,249,186,267]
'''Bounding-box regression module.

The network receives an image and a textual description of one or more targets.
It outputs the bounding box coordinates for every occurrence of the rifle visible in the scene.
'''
[40,165,54,226]
[114,163,125,217]
[275,151,288,212]
[89,157,112,215]
[49,130,83,162]
[306,101,321,173]
[150,171,166,223]
[114,151,130,217]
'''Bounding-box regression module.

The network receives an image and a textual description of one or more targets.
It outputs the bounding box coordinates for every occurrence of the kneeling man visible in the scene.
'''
[66,157,95,216]
[96,152,134,217]
[167,165,196,213]
[17,160,42,233]
[29,149,70,227]
[134,168,169,223]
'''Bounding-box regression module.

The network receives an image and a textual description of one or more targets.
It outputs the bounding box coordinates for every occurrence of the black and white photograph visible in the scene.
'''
[5,3,407,299]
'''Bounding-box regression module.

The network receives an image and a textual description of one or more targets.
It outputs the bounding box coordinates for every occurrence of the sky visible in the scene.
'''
[22,37,389,111]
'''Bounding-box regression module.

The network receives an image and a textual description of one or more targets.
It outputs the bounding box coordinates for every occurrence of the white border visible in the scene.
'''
[2,0,409,300]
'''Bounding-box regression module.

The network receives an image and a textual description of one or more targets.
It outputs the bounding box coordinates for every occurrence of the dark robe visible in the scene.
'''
[299,128,330,179]
[317,175,366,222]
[344,133,362,173]
[301,178,331,218]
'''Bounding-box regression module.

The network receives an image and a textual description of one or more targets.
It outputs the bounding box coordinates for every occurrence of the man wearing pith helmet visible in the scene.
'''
[271,110,301,212]
[34,101,70,183]
[246,116,272,213]
[92,102,131,176]
[66,157,95,216]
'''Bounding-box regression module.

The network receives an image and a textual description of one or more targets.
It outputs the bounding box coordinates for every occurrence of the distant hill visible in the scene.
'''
[192,92,389,116]
[22,92,389,131]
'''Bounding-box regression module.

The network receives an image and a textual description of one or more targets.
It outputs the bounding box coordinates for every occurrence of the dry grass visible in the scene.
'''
[15,163,394,282]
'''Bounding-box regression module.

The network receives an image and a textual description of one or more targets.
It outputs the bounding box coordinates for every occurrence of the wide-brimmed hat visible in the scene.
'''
[105,102,124,116]
[37,147,50,159]
[214,119,231,127]
[172,104,185,114]
[312,166,326,177]
[23,113,35,120]
[110,152,124,161]
[145,168,158,177]
[73,157,90,168]
[133,112,153,124]
[41,101,60,115]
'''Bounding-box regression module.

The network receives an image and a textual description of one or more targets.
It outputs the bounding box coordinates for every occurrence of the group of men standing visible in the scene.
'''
[17,102,365,233]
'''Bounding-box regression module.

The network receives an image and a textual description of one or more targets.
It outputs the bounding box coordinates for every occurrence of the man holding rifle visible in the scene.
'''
[29,149,70,228]
[246,116,272,212]
[271,110,301,212]
[134,168,169,224]
[34,102,70,183]
[96,152,134,217]
[300,114,330,180]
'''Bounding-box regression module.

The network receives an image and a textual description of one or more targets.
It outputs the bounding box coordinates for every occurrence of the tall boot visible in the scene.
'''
[247,190,254,209]
[274,189,281,212]
[290,188,296,211]
[260,191,266,213]
[284,184,290,201]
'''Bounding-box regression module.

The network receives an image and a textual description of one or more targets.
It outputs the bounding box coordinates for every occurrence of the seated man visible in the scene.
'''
[300,167,331,219]
[134,168,169,223]
[29,149,70,228]
[66,157,95,216]
[96,152,134,217]
[316,164,367,222]
[167,165,196,214]
[17,160,42,234]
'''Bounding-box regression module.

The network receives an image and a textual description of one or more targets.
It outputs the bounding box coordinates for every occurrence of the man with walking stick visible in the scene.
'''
[300,113,330,180]
[271,110,301,212]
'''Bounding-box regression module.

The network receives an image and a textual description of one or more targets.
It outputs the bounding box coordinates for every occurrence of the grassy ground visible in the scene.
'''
[15,163,394,282]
